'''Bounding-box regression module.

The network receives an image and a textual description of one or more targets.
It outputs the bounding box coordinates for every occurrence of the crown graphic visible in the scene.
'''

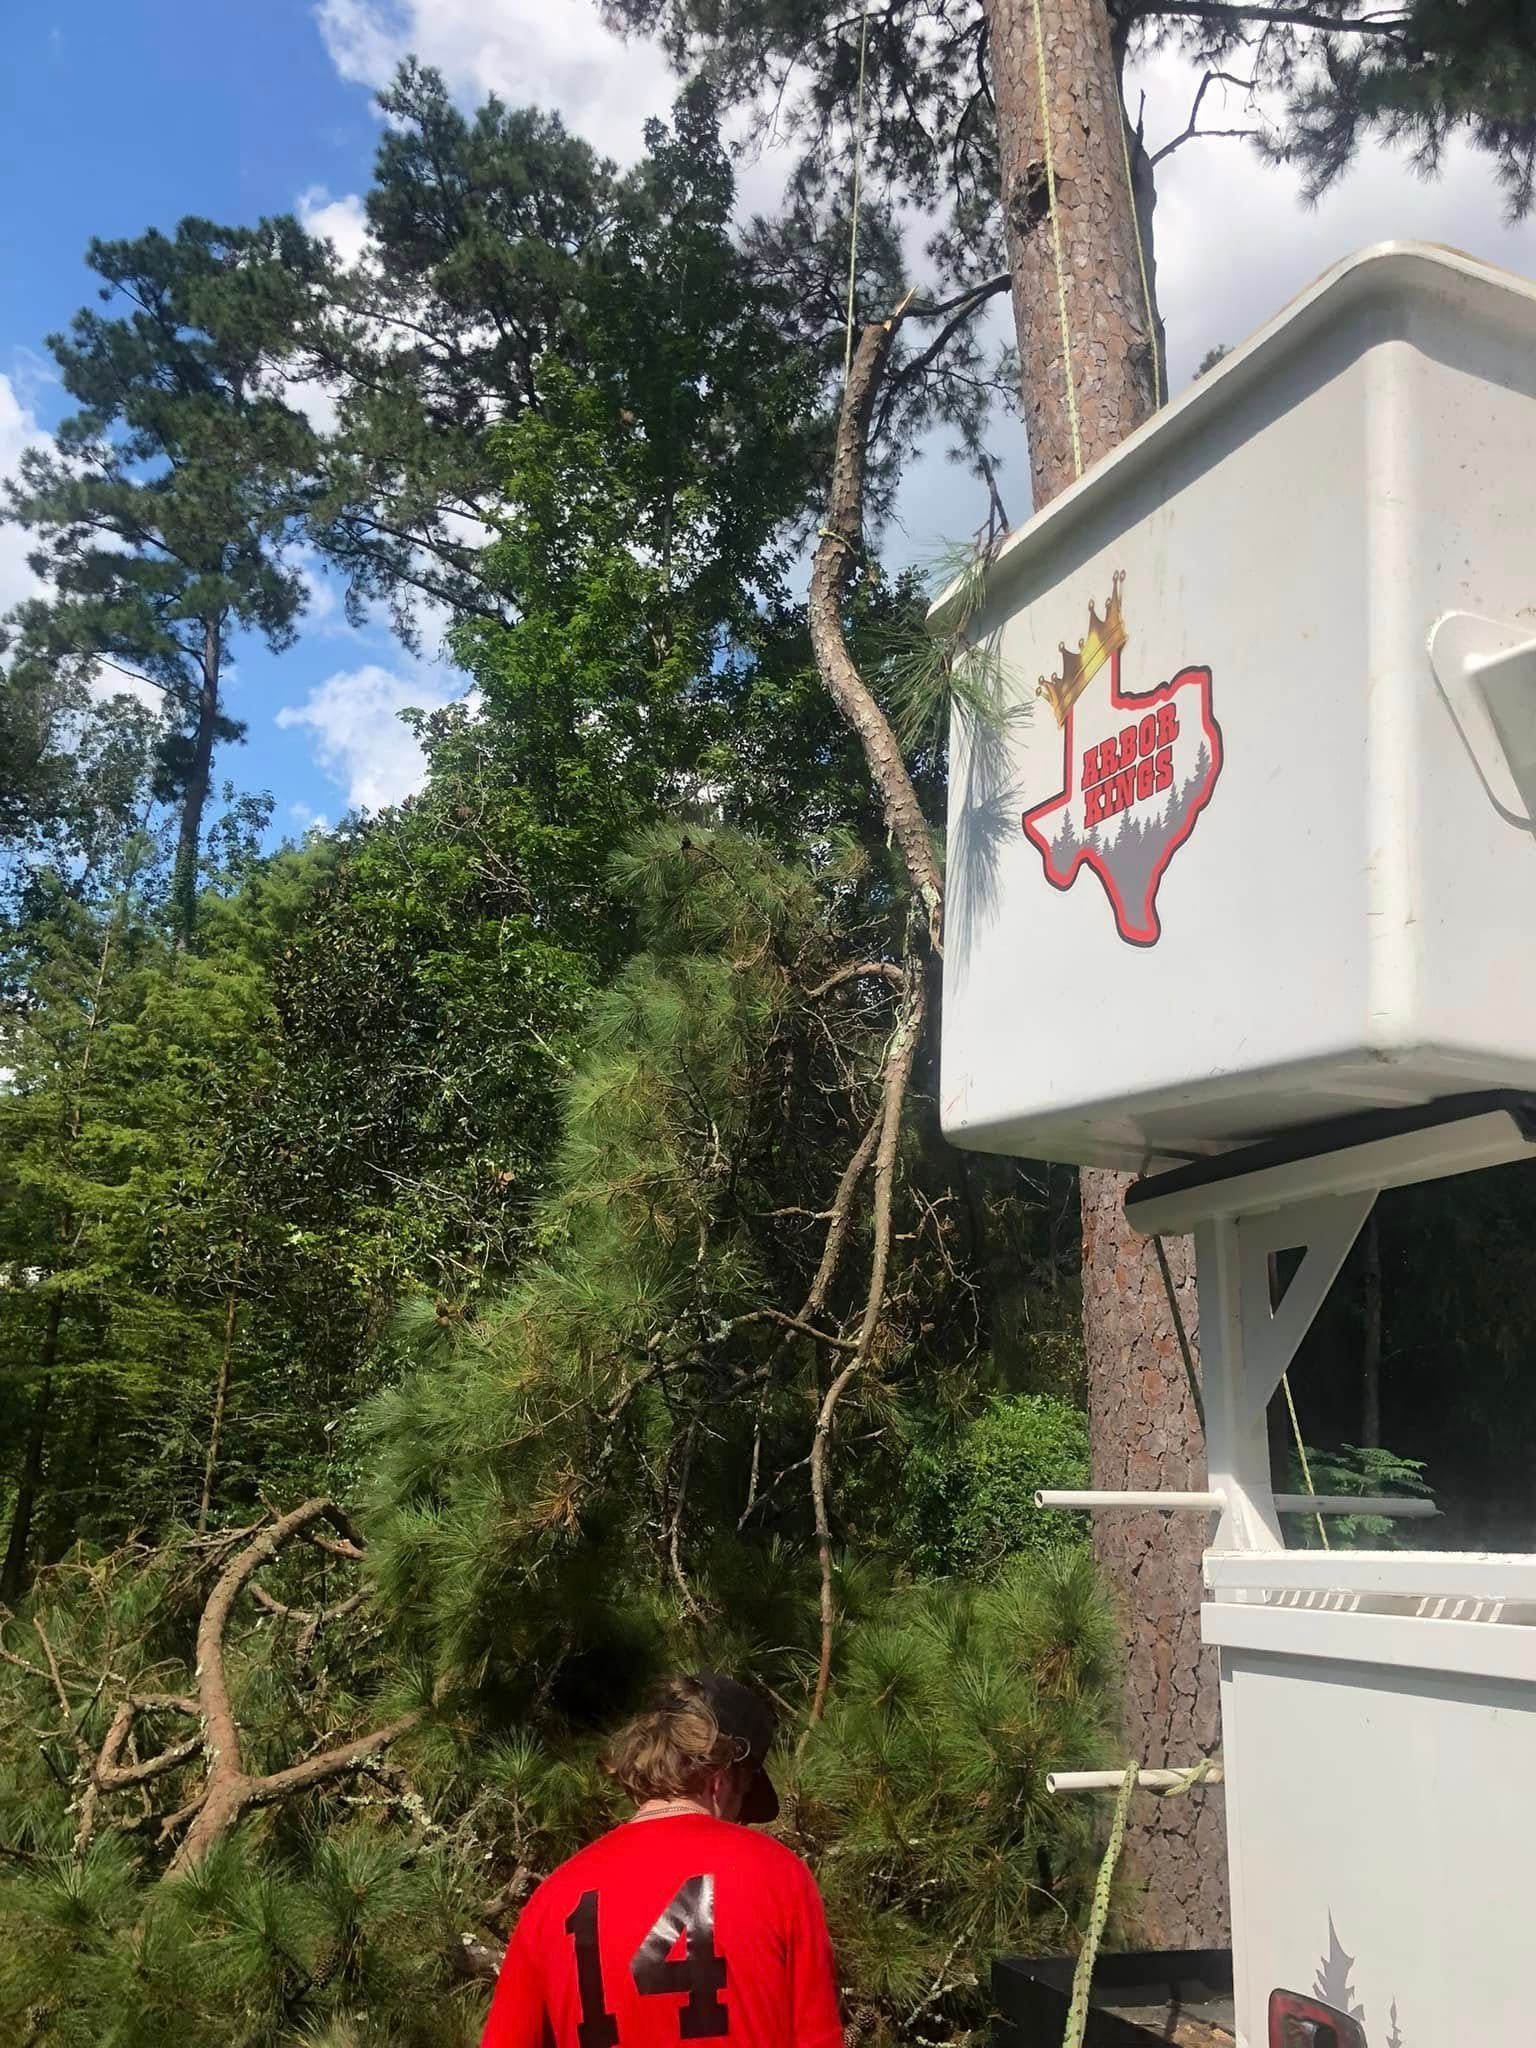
[1036,571,1128,727]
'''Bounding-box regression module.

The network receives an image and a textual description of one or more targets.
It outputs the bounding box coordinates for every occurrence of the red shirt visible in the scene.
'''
[480,1813,843,2048]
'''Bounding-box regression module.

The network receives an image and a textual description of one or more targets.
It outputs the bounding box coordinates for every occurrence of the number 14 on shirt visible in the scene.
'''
[565,1876,729,2045]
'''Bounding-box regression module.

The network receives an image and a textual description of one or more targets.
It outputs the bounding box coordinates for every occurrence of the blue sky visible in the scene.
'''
[2,0,1532,841]
[0,0,459,839]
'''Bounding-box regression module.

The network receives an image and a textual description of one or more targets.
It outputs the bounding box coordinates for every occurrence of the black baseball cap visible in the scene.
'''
[680,1671,780,1824]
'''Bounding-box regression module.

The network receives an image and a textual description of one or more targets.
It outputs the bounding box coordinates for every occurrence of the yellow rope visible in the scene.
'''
[1282,1370,1329,1550]
[1117,109,1162,407]
[1149,1754,1218,1797]
[842,0,872,383]
[1028,0,1082,478]
[1060,1757,1219,2047]
[1063,1762,1136,2048]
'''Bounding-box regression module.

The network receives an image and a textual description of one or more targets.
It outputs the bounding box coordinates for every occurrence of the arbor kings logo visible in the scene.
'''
[1021,572,1222,946]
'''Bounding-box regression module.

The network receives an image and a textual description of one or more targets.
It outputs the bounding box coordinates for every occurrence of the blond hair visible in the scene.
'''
[602,1678,750,1805]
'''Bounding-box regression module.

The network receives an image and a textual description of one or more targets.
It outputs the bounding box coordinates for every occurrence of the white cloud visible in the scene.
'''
[0,372,47,614]
[297,184,373,270]
[288,799,332,833]
[284,371,343,435]
[315,0,679,164]
[295,550,341,627]
[87,665,165,716]
[1132,49,1536,394]
[275,662,469,810]
[894,57,1536,559]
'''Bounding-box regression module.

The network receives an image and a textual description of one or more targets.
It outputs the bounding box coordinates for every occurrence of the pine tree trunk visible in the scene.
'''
[1360,1213,1382,1448]
[172,620,221,947]
[1,1296,63,1602]
[981,0,1229,1944]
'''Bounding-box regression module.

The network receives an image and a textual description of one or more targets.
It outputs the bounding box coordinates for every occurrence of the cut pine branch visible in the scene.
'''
[164,1497,433,1877]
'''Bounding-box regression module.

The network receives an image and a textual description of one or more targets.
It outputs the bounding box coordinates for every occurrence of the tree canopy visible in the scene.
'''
[1,26,1534,2047]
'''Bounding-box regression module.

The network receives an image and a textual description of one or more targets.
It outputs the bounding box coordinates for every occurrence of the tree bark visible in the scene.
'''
[1,1297,64,1603]
[1082,1186,1228,1945]
[1360,1212,1381,1448]
[808,313,945,950]
[982,0,1159,506]
[982,0,1227,1945]
[172,619,222,947]
[167,1496,428,1877]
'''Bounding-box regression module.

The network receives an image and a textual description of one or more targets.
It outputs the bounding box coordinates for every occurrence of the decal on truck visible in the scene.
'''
[1021,572,1222,947]
[1270,1914,1406,2047]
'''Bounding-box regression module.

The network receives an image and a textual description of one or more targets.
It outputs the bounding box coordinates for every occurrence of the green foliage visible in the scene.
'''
[881,542,1029,769]
[355,823,888,1689]
[1285,1440,1433,1550]
[1258,0,1536,218]
[0,845,267,1572]
[900,1395,1092,1579]
[0,63,1128,2047]
[796,1553,1121,2041]
[0,1540,496,2048]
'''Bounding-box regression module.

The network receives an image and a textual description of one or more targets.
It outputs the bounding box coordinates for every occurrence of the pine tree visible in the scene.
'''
[2,218,322,940]
[608,0,1534,1951]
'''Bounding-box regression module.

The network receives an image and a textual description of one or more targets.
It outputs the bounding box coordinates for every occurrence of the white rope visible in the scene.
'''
[1028,0,1083,478]
[842,0,872,383]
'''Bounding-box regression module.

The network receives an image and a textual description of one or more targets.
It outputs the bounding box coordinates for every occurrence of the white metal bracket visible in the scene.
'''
[1193,1191,1373,1551]
[1103,1099,1536,1550]
[1235,1192,1375,1436]
[1429,610,1536,829]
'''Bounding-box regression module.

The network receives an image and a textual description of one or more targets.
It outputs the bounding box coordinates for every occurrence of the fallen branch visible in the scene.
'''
[725,1308,859,1353]
[454,1931,508,1984]
[164,1498,432,1877]
[74,1694,201,1855]
[800,1116,883,1326]
[808,305,945,953]
[809,951,928,1724]
[482,1862,538,1928]
[249,1581,370,1658]
[806,961,905,998]
[665,1423,706,1623]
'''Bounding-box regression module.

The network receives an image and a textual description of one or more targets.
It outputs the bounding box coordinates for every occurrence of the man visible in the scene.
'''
[480,1672,844,2047]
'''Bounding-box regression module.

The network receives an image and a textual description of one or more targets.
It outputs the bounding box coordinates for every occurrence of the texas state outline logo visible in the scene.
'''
[1020,571,1222,947]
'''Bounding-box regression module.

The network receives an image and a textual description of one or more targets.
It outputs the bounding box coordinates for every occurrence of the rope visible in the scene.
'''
[1149,1755,1218,1798]
[842,0,872,383]
[1117,109,1162,407]
[1063,1762,1136,2048]
[1061,1756,1219,2048]
[1282,1371,1329,1550]
[1152,1234,1203,1431]
[1028,0,1082,478]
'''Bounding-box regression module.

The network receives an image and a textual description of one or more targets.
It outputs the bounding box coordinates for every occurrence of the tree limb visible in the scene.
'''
[806,961,904,997]
[665,1423,705,1623]
[1149,69,1263,164]
[809,308,945,952]
[164,1497,422,1877]
[1145,0,1409,33]
[801,1116,883,1326]
[32,1618,88,1768]
[725,1308,859,1352]
[240,1706,434,1812]
[73,1694,201,1856]
[808,954,928,1725]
